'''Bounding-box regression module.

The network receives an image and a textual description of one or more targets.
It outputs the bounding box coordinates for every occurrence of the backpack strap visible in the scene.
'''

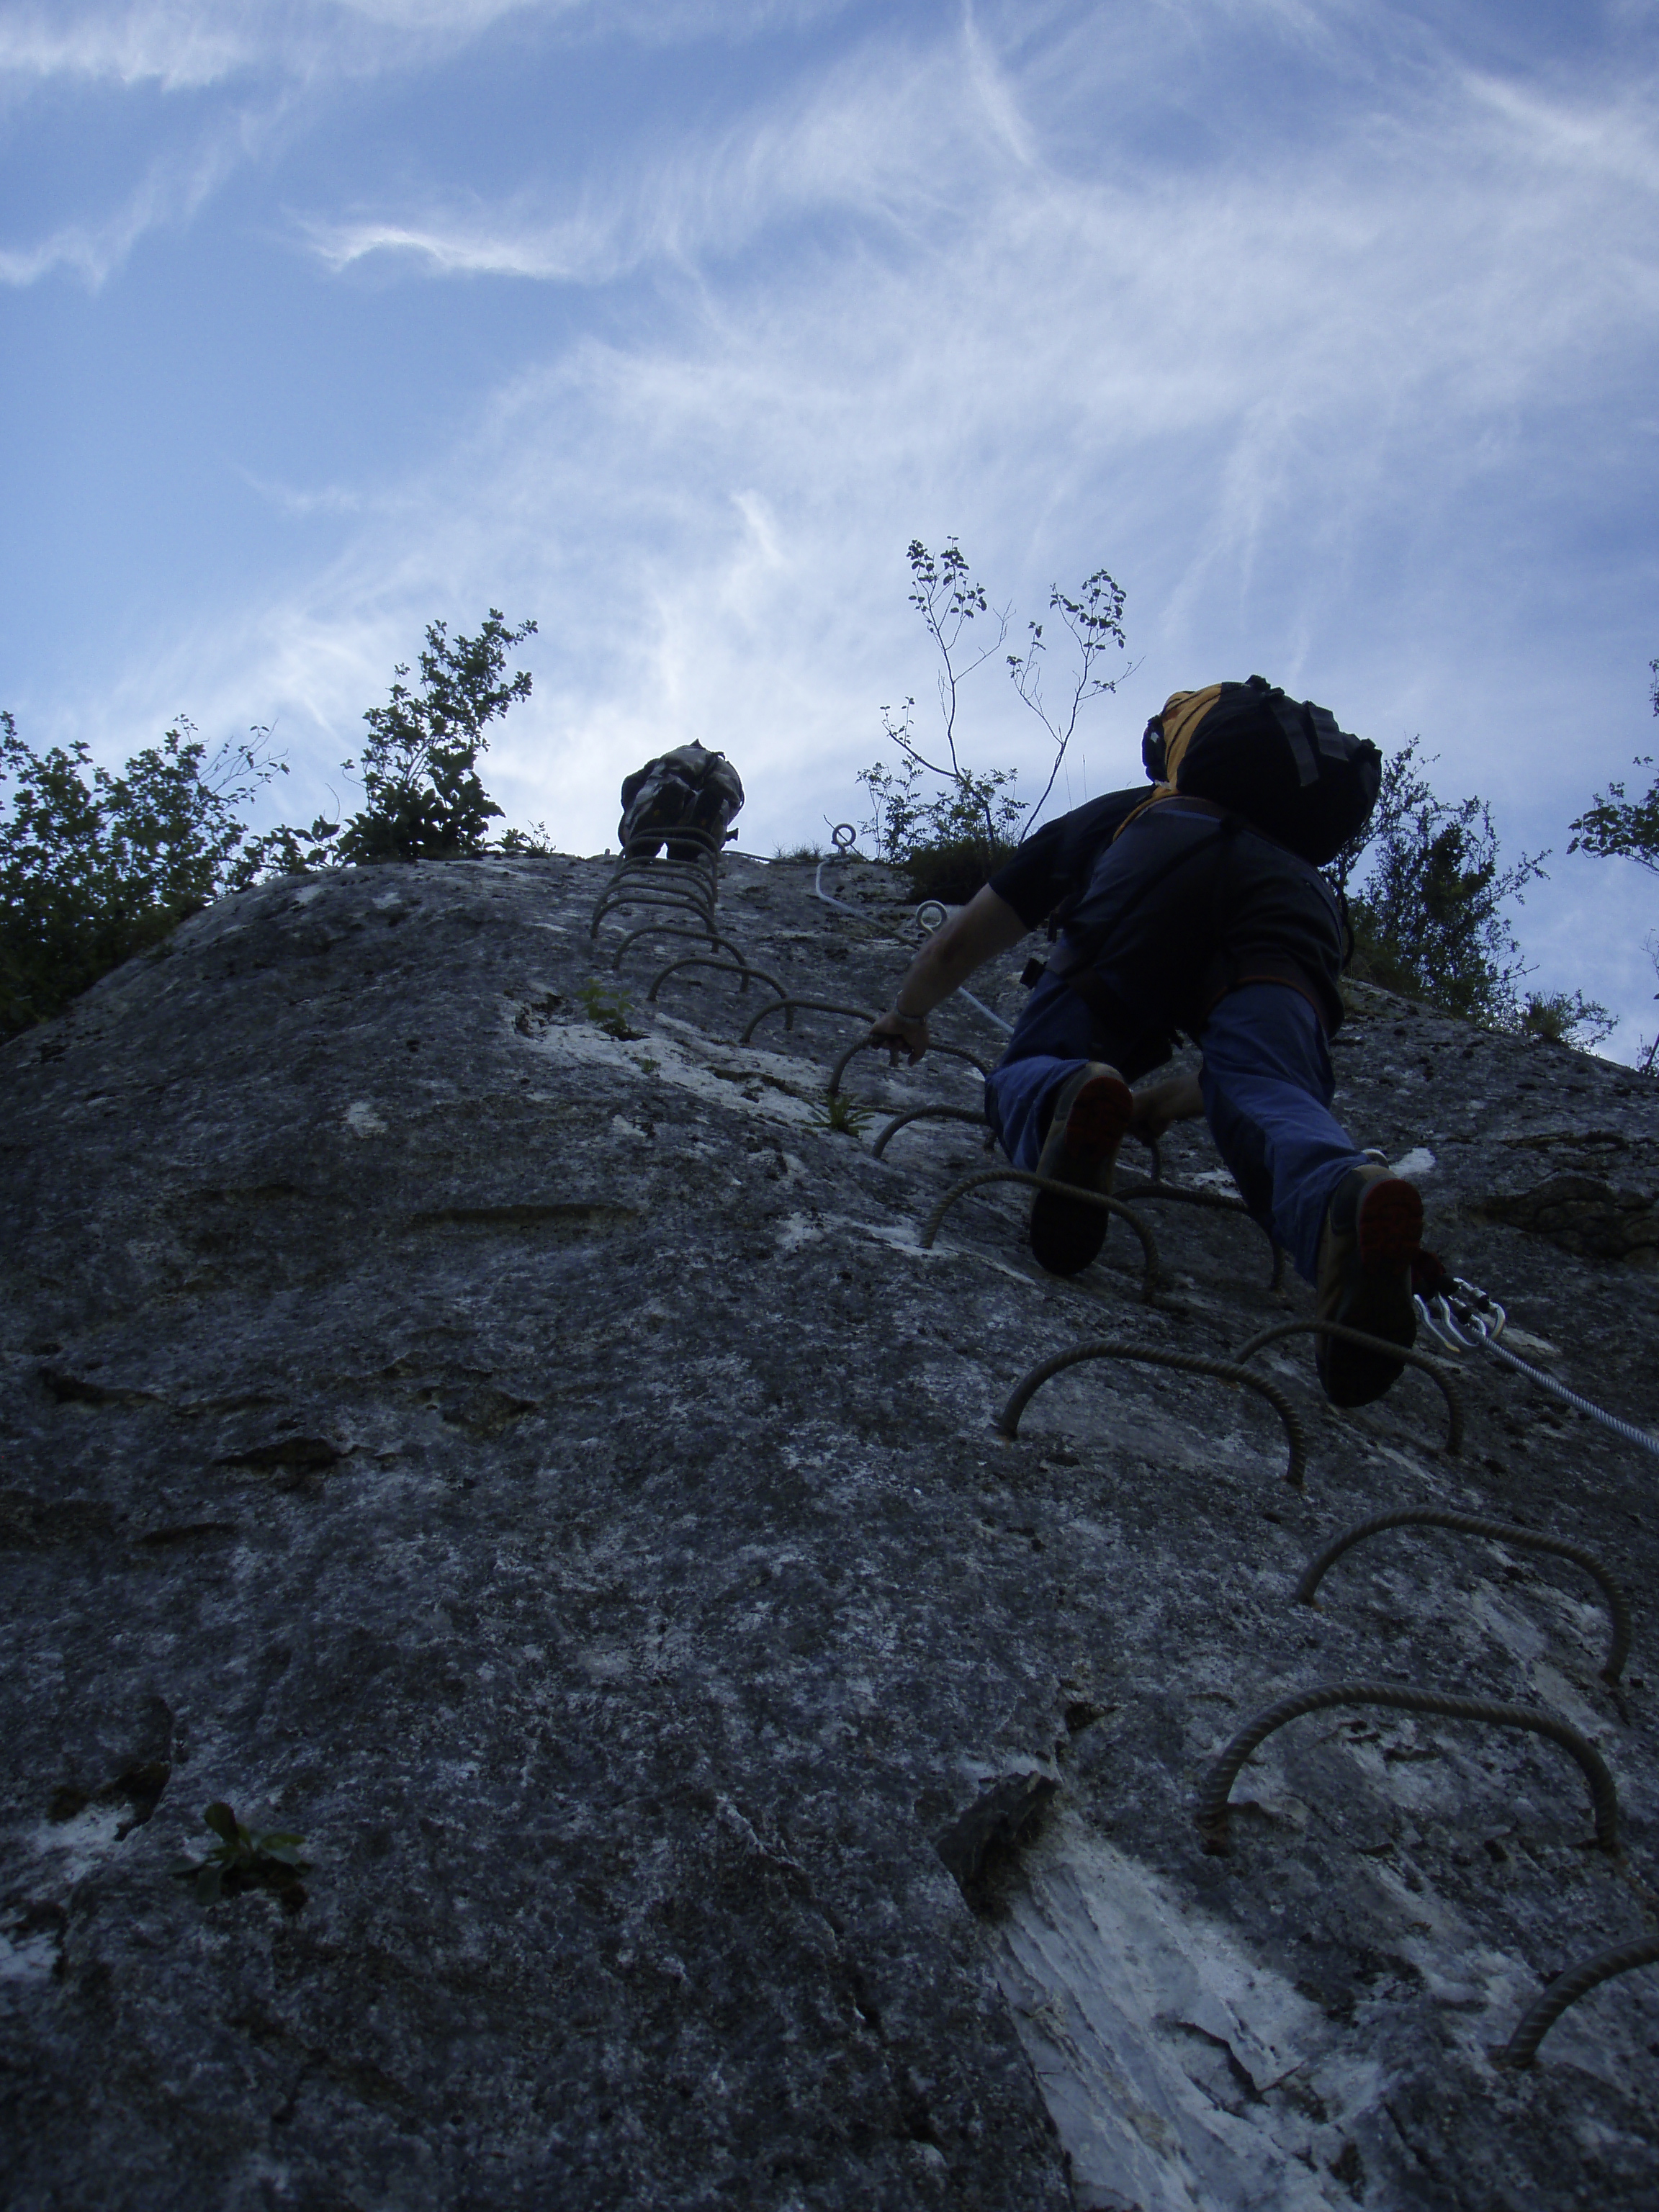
[1308,703,1349,759]
[1264,692,1319,788]
[1109,782,1177,845]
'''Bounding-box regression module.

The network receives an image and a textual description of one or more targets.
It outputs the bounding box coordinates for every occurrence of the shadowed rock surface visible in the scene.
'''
[1,848,1656,2210]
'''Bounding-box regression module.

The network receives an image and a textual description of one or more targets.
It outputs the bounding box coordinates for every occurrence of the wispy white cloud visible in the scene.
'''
[0,1,543,91]
[298,30,1022,282]
[233,467,371,518]
[299,205,626,282]
[302,20,1659,1035]
[0,0,868,287]
[0,118,253,284]
[0,0,849,93]
[0,3,261,91]
[17,2,1659,1050]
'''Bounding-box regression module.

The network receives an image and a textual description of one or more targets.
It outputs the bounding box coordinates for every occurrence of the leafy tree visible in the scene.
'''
[248,610,537,872]
[858,539,1127,901]
[1,713,282,1039]
[1328,738,1547,1025]
[1,609,540,1041]
[1568,657,1659,875]
[1565,656,1659,1069]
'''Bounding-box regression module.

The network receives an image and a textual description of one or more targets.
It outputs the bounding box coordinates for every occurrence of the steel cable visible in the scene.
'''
[1419,1287,1659,1461]
[814,830,863,916]
[911,898,1015,1035]
[1478,1336,1659,1461]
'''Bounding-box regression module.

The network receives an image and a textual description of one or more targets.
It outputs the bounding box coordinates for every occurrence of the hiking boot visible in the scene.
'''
[1316,1166,1424,1407]
[1028,1063,1134,1277]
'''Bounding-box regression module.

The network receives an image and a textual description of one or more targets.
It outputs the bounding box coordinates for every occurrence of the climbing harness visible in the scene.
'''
[1415,1262,1659,1462]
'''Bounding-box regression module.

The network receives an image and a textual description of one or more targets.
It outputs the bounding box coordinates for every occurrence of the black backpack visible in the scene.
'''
[618,745,745,860]
[1139,676,1380,866]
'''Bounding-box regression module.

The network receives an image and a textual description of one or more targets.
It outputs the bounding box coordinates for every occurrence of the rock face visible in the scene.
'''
[1,848,1656,2211]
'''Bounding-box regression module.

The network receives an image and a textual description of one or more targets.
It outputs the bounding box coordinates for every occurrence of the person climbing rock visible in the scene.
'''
[863,678,1424,1408]
[618,745,745,860]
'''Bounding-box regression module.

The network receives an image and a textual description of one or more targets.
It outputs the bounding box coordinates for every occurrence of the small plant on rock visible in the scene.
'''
[1519,989,1617,1050]
[811,1092,874,1139]
[578,978,639,1039]
[498,820,555,857]
[173,1801,308,1910]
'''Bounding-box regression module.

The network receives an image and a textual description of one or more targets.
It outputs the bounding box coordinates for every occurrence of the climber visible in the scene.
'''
[618,745,745,860]
[863,678,1424,1410]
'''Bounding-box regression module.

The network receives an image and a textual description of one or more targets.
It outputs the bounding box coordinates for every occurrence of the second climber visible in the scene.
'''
[862,676,1424,1411]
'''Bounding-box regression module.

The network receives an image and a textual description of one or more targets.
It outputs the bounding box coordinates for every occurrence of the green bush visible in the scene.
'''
[1,713,282,1040]
[1519,989,1616,1050]
[902,834,1016,907]
[249,609,536,872]
[858,750,1020,903]
[577,978,639,1039]
[1,610,540,1041]
[1569,658,1659,878]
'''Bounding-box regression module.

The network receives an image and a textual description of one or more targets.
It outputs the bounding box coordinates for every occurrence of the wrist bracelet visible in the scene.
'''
[894,1005,927,1022]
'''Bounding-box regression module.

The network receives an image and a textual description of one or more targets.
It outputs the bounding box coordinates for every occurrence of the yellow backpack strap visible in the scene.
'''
[1159,685,1226,782]
[1110,785,1176,842]
[1118,685,1227,842]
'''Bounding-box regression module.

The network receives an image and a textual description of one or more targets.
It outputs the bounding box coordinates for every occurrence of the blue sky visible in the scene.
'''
[4,0,1658,1053]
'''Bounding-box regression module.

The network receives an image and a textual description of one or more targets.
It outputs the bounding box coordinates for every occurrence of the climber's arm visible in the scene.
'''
[866,886,1030,1064]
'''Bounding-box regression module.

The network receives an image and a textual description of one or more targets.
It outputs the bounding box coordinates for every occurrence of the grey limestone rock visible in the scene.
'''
[1,848,1656,2209]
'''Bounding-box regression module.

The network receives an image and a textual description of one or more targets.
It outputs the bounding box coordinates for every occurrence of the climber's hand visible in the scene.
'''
[1130,1070,1205,1139]
[867,1010,930,1066]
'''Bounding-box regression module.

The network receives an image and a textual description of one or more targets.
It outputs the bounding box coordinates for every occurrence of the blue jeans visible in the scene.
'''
[983,978,1365,1284]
